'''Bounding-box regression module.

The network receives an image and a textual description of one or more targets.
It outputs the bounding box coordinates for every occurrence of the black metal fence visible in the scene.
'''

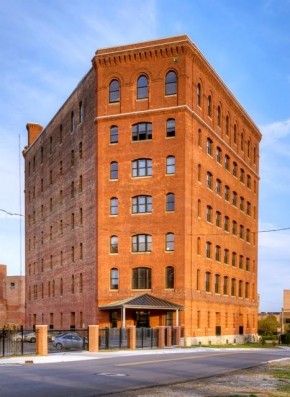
[1,326,179,357]
[0,328,36,357]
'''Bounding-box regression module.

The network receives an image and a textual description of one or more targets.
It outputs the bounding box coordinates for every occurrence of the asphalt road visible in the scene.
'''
[0,348,289,397]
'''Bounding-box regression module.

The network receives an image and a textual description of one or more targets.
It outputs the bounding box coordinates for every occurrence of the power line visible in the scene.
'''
[0,208,24,217]
[1,207,290,235]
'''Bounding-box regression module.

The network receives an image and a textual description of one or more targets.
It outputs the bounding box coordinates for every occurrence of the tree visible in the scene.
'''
[258,314,280,336]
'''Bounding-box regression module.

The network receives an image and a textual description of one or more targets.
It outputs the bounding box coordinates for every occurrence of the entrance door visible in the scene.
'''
[135,311,150,328]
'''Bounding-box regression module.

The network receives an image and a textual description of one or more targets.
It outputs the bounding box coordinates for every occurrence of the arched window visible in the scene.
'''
[215,274,220,293]
[206,241,212,258]
[165,266,175,289]
[110,268,119,290]
[216,179,222,195]
[231,278,236,296]
[70,111,75,132]
[225,115,229,136]
[207,95,212,117]
[240,131,244,151]
[223,276,228,295]
[132,122,152,141]
[206,172,213,189]
[166,193,175,211]
[239,280,243,297]
[79,101,84,123]
[165,71,177,95]
[110,125,118,144]
[132,195,152,213]
[217,105,221,127]
[233,123,237,144]
[216,146,222,163]
[205,271,211,292]
[166,156,175,174]
[216,211,221,227]
[110,161,118,180]
[110,197,118,215]
[206,205,213,223]
[132,234,152,252]
[165,232,175,251]
[215,245,221,262]
[232,220,237,235]
[224,249,229,264]
[132,158,152,177]
[232,251,237,267]
[109,79,120,103]
[224,185,230,201]
[206,138,213,156]
[166,118,175,137]
[110,236,118,253]
[137,75,148,99]
[132,267,151,289]
[197,83,202,107]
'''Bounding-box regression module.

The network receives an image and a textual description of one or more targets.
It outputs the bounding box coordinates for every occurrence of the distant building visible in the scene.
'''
[23,35,261,344]
[0,264,25,327]
[282,289,290,333]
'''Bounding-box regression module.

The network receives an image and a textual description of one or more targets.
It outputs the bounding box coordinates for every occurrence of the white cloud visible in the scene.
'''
[260,118,290,147]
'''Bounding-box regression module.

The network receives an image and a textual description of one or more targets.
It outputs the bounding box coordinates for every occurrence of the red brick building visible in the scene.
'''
[23,35,261,344]
[0,264,25,327]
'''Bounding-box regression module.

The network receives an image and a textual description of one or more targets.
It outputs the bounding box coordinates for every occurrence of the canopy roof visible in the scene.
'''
[99,293,184,311]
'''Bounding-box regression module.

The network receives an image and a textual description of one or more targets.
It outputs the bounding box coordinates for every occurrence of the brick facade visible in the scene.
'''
[0,264,25,327]
[24,35,261,344]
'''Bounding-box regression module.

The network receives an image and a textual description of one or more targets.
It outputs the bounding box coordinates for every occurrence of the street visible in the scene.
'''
[0,348,289,396]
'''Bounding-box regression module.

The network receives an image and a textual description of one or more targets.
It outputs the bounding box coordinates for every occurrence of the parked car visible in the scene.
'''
[10,331,36,342]
[52,333,87,350]
[23,332,36,343]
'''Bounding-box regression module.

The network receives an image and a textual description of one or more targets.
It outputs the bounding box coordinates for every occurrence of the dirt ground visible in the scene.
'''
[107,358,290,397]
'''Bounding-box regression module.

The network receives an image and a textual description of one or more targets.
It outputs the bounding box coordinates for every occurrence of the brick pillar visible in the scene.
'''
[165,326,172,347]
[173,326,181,345]
[127,326,136,349]
[35,325,48,355]
[88,325,99,352]
[157,326,165,348]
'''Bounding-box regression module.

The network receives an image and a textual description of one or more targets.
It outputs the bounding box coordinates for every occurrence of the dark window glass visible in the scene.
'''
[110,268,119,289]
[166,119,175,137]
[132,234,152,252]
[132,122,152,141]
[165,266,175,289]
[110,126,118,144]
[110,236,118,253]
[110,197,118,215]
[110,161,118,180]
[197,83,202,107]
[132,158,152,177]
[166,193,175,211]
[109,79,120,103]
[166,156,175,174]
[165,71,177,95]
[132,267,151,289]
[132,195,152,214]
[165,233,175,251]
[137,75,148,99]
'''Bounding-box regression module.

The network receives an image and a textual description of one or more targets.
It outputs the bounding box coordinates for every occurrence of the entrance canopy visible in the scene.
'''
[99,293,184,327]
[99,293,184,311]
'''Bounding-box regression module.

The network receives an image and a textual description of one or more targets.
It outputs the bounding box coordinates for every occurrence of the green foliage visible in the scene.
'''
[258,314,280,336]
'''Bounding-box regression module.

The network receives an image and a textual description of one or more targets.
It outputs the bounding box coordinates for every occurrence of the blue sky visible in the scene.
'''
[0,0,289,312]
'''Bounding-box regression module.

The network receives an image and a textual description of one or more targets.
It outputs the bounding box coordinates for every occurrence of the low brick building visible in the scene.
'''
[0,264,25,327]
[23,35,261,344]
